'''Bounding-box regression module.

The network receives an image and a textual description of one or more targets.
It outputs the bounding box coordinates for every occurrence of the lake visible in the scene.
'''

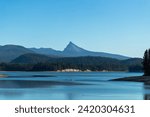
[0,71,149,100]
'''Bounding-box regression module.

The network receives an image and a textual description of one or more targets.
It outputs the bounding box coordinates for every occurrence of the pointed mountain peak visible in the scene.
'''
[68,41,75,46]
[63,42,85,53]
[65,41,78,49]
[69,41,73,44]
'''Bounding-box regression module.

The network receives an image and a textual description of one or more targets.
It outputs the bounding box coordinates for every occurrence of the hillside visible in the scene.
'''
[62,42,130,60]
[29,42,130,60]
[0,42,130,63]
[0,45,34,62]
[9,53,142,72]
[30,48,63,57]
[11,53,54,64]
[122,58,142,65]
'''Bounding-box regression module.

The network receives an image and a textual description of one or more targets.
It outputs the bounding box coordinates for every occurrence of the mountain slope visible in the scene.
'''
[122,58,142,65]
[0,45,34,62]
[0,42,130,63]
[63,42,87,54]
[30,48,62,57]
[11,53,54,64]
[11,53,142,67]
[62,42,130,60]
[10,53,142,71]
[11,53,124,67]
[28,42,130,60]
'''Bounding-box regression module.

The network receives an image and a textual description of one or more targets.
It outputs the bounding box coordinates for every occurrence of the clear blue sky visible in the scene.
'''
[0,0,150,57]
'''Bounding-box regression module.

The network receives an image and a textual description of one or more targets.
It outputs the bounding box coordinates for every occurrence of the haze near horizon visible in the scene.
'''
[0,0,150,57]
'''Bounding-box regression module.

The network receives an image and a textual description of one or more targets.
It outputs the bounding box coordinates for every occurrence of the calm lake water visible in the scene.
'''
[0,71,149,100]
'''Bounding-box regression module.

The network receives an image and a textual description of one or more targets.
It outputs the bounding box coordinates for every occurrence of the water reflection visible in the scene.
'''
[0,91,24,99]
[144,84,150,100]
[0,80,85,88]
[0,72,146,100]
[144,94,150,100]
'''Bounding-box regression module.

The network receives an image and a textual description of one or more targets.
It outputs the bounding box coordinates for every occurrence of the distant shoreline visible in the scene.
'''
[0,70,138,72]
[0,74,7,78]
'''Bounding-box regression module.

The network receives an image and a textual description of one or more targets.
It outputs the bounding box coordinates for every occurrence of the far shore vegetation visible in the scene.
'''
[0,56,143,72]
[111,49,150,84]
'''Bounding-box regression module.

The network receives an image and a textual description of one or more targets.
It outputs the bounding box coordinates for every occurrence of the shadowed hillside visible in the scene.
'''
[0,45,34,62]
[2,53,142,72]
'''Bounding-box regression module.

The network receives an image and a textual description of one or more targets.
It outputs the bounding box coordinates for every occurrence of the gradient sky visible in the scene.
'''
[0,0,150,57]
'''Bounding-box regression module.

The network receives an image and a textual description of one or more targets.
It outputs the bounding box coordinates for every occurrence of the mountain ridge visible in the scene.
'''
[62,42,130,59]
[29,41,130,60]
[0,42,130,63]
[0,45,34,62]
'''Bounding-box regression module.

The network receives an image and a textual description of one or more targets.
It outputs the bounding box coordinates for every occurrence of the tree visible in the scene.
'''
[143,49,150,75]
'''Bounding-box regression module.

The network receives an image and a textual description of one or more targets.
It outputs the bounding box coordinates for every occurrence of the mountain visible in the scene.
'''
[63,42,90,56]
[11,53,121,64]
[29,42,130,60]
[10,53,142,72]
[11,53,54,64]
[0,45,34,62]
[0,42,130,63]
[12,53,141,66]
[63,42,86,54]
[30,48,62,57]
[62,42,130,60]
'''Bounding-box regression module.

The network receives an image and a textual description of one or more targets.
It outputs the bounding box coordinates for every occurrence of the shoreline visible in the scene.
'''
[0,70,139,73]
[0,74,7,78]
[111,76,150,85]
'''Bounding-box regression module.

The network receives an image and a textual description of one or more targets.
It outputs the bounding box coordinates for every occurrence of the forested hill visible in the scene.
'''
[0,53,142,72]
[11,53,55,64]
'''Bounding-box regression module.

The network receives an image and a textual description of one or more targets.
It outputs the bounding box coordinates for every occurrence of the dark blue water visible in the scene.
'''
[0,71,149,100]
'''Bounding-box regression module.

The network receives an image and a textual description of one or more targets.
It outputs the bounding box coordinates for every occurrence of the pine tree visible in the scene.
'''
[143,49,150,76]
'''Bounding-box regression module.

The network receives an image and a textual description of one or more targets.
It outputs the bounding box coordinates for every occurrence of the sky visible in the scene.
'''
[0,0,150,57]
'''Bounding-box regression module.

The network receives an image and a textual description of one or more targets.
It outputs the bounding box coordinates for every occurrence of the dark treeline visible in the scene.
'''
[0,56,143,72]
[143,49,150,75]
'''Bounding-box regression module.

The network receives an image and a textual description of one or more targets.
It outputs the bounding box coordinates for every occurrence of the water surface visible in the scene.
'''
[0,71,148,100]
